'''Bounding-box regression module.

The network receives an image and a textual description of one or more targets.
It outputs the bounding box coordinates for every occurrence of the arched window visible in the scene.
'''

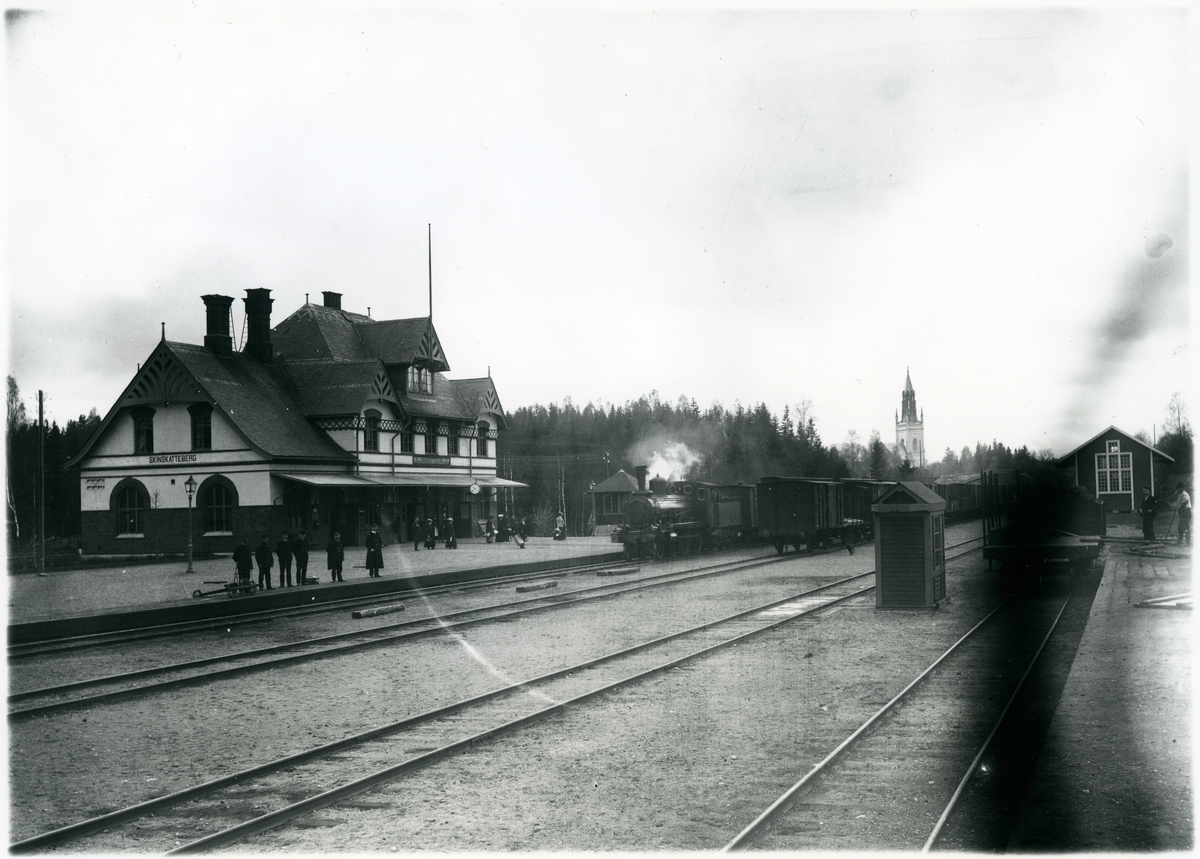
[189,403,213,451]
[116,484,146,534]
[202,482,235,533]
[477,420,490,457]
[364,409,381,452]
[131,406,155,454]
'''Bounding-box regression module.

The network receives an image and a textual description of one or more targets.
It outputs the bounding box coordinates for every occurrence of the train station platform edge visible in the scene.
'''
[5,536,624,634]
[1008,541,1194,851]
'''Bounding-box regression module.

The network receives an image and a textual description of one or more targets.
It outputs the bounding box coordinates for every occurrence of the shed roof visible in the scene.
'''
[592,469,639,493]
[1054,425,1175,468]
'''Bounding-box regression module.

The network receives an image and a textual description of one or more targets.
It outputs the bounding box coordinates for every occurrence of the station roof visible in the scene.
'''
[591,470,639,493]
[1054,425,1175,467]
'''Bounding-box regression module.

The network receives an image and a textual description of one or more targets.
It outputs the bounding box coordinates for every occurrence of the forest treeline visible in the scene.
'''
[497,391,1143,535]
[7,377,1192,546]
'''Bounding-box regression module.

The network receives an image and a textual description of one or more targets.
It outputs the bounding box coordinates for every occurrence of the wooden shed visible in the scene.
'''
[872,481,946,609]
[1054,426,1175,513]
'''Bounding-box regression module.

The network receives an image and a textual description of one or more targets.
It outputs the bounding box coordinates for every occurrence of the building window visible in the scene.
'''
[447,424,460,456]
[189,403,213,451]
[425,431,437,455]
[364,410,381,452]
[116,485,145,534]
[203,483,234,533]
[1095,451,1132,494]
[400,430,414,453]
[131,407,155,454]
[407,366,433,394]
[477,421,489,457]
[602,494,625,515]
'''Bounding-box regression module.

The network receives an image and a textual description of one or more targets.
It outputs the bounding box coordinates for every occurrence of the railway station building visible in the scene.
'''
[69,289,524,556]
[1054,425,1174,514]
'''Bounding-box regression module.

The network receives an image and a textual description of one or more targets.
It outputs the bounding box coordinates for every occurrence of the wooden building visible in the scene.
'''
[1054,426,1174,514]
[69,290,524,556]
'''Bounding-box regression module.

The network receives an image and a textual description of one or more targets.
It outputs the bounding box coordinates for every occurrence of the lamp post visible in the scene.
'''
[184,475,197,574]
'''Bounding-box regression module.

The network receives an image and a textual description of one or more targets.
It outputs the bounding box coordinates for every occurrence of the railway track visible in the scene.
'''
[10,538,985,719]
[6,559,638,658]
[6,552,799,718]
[722,577,1075,851]
[10,571,879,853]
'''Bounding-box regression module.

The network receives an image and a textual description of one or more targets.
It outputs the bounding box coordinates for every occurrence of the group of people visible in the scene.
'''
[1138,483,1192,545]
[412,517,459,551]
[231,524,388,588]
[483,514,529,548]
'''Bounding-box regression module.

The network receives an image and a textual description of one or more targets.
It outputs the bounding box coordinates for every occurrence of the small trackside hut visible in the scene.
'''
[872,481,946,609]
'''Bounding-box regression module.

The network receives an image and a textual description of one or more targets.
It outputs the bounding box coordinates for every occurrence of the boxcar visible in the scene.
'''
[756,477,847,553]
[841,478,890,542]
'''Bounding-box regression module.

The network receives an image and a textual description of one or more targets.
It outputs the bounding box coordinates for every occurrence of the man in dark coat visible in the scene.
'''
[294,530,310,584]
[412,517,423,552]
[326,531,345,582]
[366,524,384,576]
[255,534,274,590]
[1140,488,1159,541]
[276,532,294,587]
[233,536,253,585]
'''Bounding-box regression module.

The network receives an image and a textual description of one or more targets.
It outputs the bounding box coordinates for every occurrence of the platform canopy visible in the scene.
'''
[276,472,526,488]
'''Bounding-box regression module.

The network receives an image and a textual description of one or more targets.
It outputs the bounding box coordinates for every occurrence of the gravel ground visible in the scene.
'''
[9,541,882,843]
[234,545,1004,852]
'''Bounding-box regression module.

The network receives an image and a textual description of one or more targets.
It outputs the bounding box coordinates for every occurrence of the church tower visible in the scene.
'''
[894,368,925,468]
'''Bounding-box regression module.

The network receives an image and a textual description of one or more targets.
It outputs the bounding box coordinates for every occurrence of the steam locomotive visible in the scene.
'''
[619,469,757,560]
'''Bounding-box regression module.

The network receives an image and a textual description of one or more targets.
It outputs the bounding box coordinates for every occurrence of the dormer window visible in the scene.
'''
[407,366,433,395]
[364,410,381,452]
[131,407,155,454]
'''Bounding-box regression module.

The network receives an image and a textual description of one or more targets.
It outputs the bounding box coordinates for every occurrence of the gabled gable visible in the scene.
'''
[69,341,352,467]
[592,469,639,493]
[287,361,404,418]
[1055,425,1175,468]
[273,304,450,372]
[357,317,450,371]
[452,376,508,429]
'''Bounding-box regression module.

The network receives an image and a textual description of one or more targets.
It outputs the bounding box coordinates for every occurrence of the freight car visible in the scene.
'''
[757,476,853,554]
[840,478,890,542]
[620,472,757,561]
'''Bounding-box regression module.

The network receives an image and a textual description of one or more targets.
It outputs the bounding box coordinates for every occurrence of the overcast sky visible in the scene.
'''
[5,2,1191,461]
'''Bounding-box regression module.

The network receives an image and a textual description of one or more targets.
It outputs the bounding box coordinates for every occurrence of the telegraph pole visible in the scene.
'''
[37,390,44,575]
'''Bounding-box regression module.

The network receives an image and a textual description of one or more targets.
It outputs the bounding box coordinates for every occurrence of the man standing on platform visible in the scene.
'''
[1173,484,1191,546]
[233,536,253,586]
[366,524,384,576]
[327,531,345,582]
[413,517,423,552]
[1139,487,1159,541]
[294,530,310,584]
[276,532,294,587]
[255,534,274,590]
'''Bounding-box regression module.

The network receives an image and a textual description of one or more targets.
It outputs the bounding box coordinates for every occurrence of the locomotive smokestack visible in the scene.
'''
[635,465,647,492]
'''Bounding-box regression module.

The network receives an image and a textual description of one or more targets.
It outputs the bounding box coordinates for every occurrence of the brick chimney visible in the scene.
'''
[322,291,342,310]
[201,294,234,357]
[243,288,273,363]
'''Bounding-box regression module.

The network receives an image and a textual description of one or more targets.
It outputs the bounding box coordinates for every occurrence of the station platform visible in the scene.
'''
[5,536,624,638]
[1008,538,1193,851]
